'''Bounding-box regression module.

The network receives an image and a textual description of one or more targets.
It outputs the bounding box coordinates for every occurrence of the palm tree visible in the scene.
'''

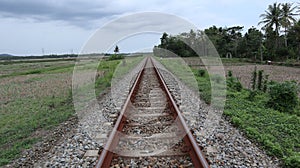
[280,3,297,47]
[259,3,282,36]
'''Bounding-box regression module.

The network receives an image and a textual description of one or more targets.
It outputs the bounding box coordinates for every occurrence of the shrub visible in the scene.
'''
[267,81,299,114]
[227,71,234,85]
[108,54,124,60]
[263,75,269,92]
[248,90,258,101]
[227,71,242,92]
[232,80,243,92]
[257,70,263,91]
[251,66,257,90]
[228,70,233,77]
[198,69,206,77]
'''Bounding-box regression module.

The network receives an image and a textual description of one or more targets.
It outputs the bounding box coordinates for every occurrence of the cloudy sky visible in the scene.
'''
[0,0,297,55]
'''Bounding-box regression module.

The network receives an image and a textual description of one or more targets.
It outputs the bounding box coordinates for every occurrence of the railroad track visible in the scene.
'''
[96,57,209,168]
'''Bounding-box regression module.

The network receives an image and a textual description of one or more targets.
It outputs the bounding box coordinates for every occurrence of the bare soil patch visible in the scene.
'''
[225,65,300,89]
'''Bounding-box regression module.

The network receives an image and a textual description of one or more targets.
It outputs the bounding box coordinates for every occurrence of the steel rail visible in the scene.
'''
[150,57,210,168]
[95,56,210,168]
[95,57,148,168]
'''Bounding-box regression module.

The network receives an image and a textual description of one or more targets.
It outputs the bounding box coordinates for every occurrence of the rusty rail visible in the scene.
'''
[95,56,210,168]
[150,57,210,168]
[95,57,148,168]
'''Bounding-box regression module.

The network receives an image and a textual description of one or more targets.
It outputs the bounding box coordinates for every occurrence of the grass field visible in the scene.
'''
[0,59,75,165]
[0,55,144,166]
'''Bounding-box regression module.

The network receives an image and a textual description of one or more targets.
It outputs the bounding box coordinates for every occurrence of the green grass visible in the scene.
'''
[0,58,76,65]
[95,56,144,96]
[0,63,75,78]
[95,60,121,96]
[112,56,145,80]
[192,69,212,104]
[0,56,145,166]
[193,68,300,167]
[156,57,199,92]
[0,93,74,166]
[0,60,75,76]
[224,91,300,167]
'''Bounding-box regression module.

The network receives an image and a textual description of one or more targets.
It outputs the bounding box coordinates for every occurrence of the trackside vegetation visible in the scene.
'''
[194,68,300,167]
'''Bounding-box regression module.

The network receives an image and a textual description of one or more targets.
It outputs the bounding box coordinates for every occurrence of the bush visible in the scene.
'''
[228,70,233,77]
[251,66,257,90]
[198,69,206,77]
[267,81,299,114]
[232,80,243,92]
[263,75,269,92]
[227,71,242,92]
[248,90,258,101]
[227,71,234,85]
[108,54,124,60]
[257,70,263,91]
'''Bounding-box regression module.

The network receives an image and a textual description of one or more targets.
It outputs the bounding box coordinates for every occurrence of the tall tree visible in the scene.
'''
[280,3,297,47]
[287,20,300,60]
[242,27,263,60]
[259,2,282,36]
[226,26,244,57]
[204,26,227,57]
[264,27,278,60]
[114,45,119,54]
[160,32,169,49]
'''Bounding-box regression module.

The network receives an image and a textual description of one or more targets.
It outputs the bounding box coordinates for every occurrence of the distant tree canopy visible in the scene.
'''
[154,30,198,57]
[154,2,300,62]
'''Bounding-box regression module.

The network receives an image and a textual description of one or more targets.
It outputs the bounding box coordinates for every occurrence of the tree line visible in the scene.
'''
[154,2,300,62]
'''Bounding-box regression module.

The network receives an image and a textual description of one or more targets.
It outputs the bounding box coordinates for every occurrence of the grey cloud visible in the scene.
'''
[0,0,200,29]
[0,0,124,28]
[0,0,203,30]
